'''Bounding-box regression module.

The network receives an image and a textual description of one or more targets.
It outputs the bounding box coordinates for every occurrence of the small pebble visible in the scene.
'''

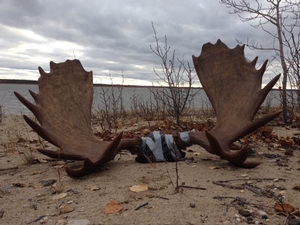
[66,219,90,225]
[247,217,253,223]
[272,143,280,148]
[39,216,48,223]
[266,182,275,188]
[289,219,300,225]
[190,203,195,208]
[256,209,268,219]
[238,209,251,217]
[56,220,67,225]
[40,179,56,186]
[269,159,277,163]
[262,215,268,219]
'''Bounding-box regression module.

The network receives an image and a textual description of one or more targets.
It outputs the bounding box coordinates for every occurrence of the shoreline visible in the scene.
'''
[0,79,288,90]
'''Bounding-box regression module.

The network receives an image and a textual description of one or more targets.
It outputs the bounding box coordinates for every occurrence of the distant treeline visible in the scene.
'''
[0,79,131,86]
[0,79,145,87]
[0,79,38,84]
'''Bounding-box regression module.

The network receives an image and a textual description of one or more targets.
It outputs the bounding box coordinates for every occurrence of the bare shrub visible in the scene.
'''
[94,72,125,132]
[150,23,198,126]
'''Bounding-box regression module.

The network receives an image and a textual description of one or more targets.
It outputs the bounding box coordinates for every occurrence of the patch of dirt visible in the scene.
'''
[1,115,300,225]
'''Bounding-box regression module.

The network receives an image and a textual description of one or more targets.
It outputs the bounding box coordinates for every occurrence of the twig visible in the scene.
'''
[214,178,286,183]
[213,196,250,206]
[166,167,175,189]
[179,185,206,190]
[212,181,244,189]
[173,142,180,192]
[290,209,300,217]
[135,202,149,211]
[175,157,179,192]
[148,195,169,200]
[223,202,229,216]
[0,166,18,175]
[243,184,263,196]
[0,209,4,218]
[213,178,286,191]
[280,208,300,224]
[213,196,237,200]
[28,215,47,224]
[282,215,289,225]
[166,143,181,192]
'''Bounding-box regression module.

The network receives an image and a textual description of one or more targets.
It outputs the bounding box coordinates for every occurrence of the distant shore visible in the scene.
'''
[0,79,287,91]
[0,79,203,89]
[0,79,38,85]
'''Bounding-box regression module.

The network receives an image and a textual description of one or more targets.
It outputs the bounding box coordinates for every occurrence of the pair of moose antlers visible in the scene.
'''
[14,40,281,177]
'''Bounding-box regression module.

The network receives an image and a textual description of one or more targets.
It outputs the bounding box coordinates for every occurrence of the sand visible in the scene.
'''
[0,115,300,225]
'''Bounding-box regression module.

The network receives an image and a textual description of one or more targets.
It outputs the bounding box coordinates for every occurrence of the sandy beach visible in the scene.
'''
[1,115,300,225]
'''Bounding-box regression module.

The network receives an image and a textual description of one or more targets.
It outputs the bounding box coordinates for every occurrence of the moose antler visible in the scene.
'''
[189,39,282,168]
[14,60,122,177]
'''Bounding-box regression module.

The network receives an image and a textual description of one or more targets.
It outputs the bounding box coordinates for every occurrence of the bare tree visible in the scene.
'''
[283,1,300,116]
[220,0,300,124]
[150,23,197,126]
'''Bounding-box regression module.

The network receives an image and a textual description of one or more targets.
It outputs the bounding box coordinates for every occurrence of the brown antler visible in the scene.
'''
[190,39,282,168]
[14,60,122,177]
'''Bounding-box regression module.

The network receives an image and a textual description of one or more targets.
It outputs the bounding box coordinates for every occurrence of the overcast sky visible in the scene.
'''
[0,0,282,86]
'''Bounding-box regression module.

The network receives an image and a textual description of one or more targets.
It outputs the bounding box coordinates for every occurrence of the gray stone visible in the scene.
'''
[67,219,90,225]
[289,219,300,225]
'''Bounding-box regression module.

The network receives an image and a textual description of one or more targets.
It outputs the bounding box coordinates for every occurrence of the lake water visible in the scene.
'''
[0,84,283,115]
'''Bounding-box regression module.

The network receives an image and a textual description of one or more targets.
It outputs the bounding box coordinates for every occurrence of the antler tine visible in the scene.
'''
[260,74,281,101]
[65,158,96,177]
[38,66,47,77]
[233,43,245,54]
[23,115,61,147]
[249,56,258,67]
[205,131,249,163]
[251,74,281,120]
[14,91,39,119]
[65,132,123,177]
[258,60,268,77]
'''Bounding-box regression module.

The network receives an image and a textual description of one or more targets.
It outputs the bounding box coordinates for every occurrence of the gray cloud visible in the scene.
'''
[0,0,281,85]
